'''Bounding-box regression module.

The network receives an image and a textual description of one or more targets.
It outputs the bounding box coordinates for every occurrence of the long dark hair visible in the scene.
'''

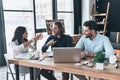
[12,26,28,45]
[54,21,65,36]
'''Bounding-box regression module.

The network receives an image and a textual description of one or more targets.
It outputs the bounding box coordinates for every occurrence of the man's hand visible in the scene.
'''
[81,51,95,58]
[80,51,87,58]
[46,39,57,47]
[87,52,95,57]
[48,39,57,45]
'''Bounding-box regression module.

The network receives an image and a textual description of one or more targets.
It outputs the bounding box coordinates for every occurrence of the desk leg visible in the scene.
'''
[30,67,34,80]
[15,64,19,80]
[50,71,53,80]
[71,74,73,80]
[38,73,41,80]
[37,68,41,80]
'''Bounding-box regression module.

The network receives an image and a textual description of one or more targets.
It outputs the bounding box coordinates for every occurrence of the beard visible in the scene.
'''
[54,32,60,36]
[85,33,92,38]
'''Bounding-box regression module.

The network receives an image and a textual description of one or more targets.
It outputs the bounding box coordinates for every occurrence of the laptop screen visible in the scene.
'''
[53,47,81,63]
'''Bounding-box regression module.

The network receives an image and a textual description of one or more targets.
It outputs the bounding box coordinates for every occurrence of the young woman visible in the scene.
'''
[10,26,43,79]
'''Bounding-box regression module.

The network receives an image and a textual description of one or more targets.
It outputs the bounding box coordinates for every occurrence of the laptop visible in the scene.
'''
[53,47,81,63]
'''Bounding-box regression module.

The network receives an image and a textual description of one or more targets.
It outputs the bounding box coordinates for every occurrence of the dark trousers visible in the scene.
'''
[40,69,69,80]
[40,69,57,80]
[62,72,69,80]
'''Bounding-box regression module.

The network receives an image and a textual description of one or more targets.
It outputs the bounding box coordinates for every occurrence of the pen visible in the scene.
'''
[39,57,45,61]
[29,55,35,60]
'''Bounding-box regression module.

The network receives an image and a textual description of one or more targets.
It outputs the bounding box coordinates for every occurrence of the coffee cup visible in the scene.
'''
[109,55,117,64]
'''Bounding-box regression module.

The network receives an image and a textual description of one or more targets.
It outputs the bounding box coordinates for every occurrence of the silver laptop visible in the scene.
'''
[53,47,81,63]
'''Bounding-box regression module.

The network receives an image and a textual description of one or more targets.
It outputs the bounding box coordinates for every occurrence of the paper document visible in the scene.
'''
[15,52,33,59]
[15,50,40,59]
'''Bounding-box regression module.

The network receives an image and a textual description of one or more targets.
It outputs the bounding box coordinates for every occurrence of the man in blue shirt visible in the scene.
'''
[75,20,114,80]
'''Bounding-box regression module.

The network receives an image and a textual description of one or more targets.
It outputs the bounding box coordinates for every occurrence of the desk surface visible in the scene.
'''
[8,57,120,80]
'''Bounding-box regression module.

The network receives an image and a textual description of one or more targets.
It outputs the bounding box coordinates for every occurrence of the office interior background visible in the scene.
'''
[0,0,120,66]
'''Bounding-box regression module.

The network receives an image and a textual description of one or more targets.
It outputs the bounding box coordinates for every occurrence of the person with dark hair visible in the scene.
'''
[10,26,43,80]
[74,20,114,80]
[41,21,73,80]
[83,20,98,32]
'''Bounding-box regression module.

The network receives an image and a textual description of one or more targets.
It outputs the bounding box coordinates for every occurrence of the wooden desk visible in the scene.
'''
[8,57,120,80]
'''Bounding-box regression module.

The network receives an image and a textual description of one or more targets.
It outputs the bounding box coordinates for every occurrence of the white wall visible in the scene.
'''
[82,0,95,33]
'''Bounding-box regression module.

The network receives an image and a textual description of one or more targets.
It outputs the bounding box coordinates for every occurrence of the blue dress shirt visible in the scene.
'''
[75,33,114,58]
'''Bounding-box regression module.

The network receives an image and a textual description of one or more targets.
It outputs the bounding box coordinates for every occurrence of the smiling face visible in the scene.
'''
[83,20,98,39]
[22,31,28,39]
[84,26,93,38]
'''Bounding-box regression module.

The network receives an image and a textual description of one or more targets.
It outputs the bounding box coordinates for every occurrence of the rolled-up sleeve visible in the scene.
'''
[10,42,25,51]
[103,37,114,58]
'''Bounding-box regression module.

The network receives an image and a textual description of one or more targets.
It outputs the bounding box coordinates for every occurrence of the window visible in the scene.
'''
[58,13,74,35]
[57,0,74,35]
[3,0,34,52]
[3,0,33,10]
[35,0,53,29]
[57,0,73,11]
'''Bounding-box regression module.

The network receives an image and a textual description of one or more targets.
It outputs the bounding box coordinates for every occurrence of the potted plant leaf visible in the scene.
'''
[93,52,106,70]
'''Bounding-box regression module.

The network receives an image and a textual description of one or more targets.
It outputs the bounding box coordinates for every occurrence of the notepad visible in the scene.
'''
[15,52,35,59]
[15,50,40,59]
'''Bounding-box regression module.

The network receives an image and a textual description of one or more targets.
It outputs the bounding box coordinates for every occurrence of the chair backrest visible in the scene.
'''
[110,32,120,44]
[4,53,16,80]
[4,54,12,66]
[46,19,65,35]
[71,34,82,46]
[4,53,27,80]
[4,54,15,71]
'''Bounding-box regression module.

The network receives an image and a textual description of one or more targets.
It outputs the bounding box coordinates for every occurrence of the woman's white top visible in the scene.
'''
[9,40,35,57]
[9,40,35,74]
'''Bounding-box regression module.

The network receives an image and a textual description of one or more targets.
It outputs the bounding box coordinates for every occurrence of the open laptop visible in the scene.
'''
[53,47,81,63]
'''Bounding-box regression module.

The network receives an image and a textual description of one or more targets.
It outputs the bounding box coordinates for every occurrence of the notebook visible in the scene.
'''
[53,47,81,63]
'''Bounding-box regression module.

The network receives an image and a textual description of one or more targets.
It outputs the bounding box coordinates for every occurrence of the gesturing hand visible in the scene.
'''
[48,39,57,45]
[34,33,43,41]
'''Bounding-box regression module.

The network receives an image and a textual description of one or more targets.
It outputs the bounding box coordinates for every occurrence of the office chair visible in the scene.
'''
[4,54,26,80]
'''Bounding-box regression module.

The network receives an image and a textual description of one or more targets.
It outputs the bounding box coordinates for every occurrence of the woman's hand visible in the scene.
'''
[34,33,43,41]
